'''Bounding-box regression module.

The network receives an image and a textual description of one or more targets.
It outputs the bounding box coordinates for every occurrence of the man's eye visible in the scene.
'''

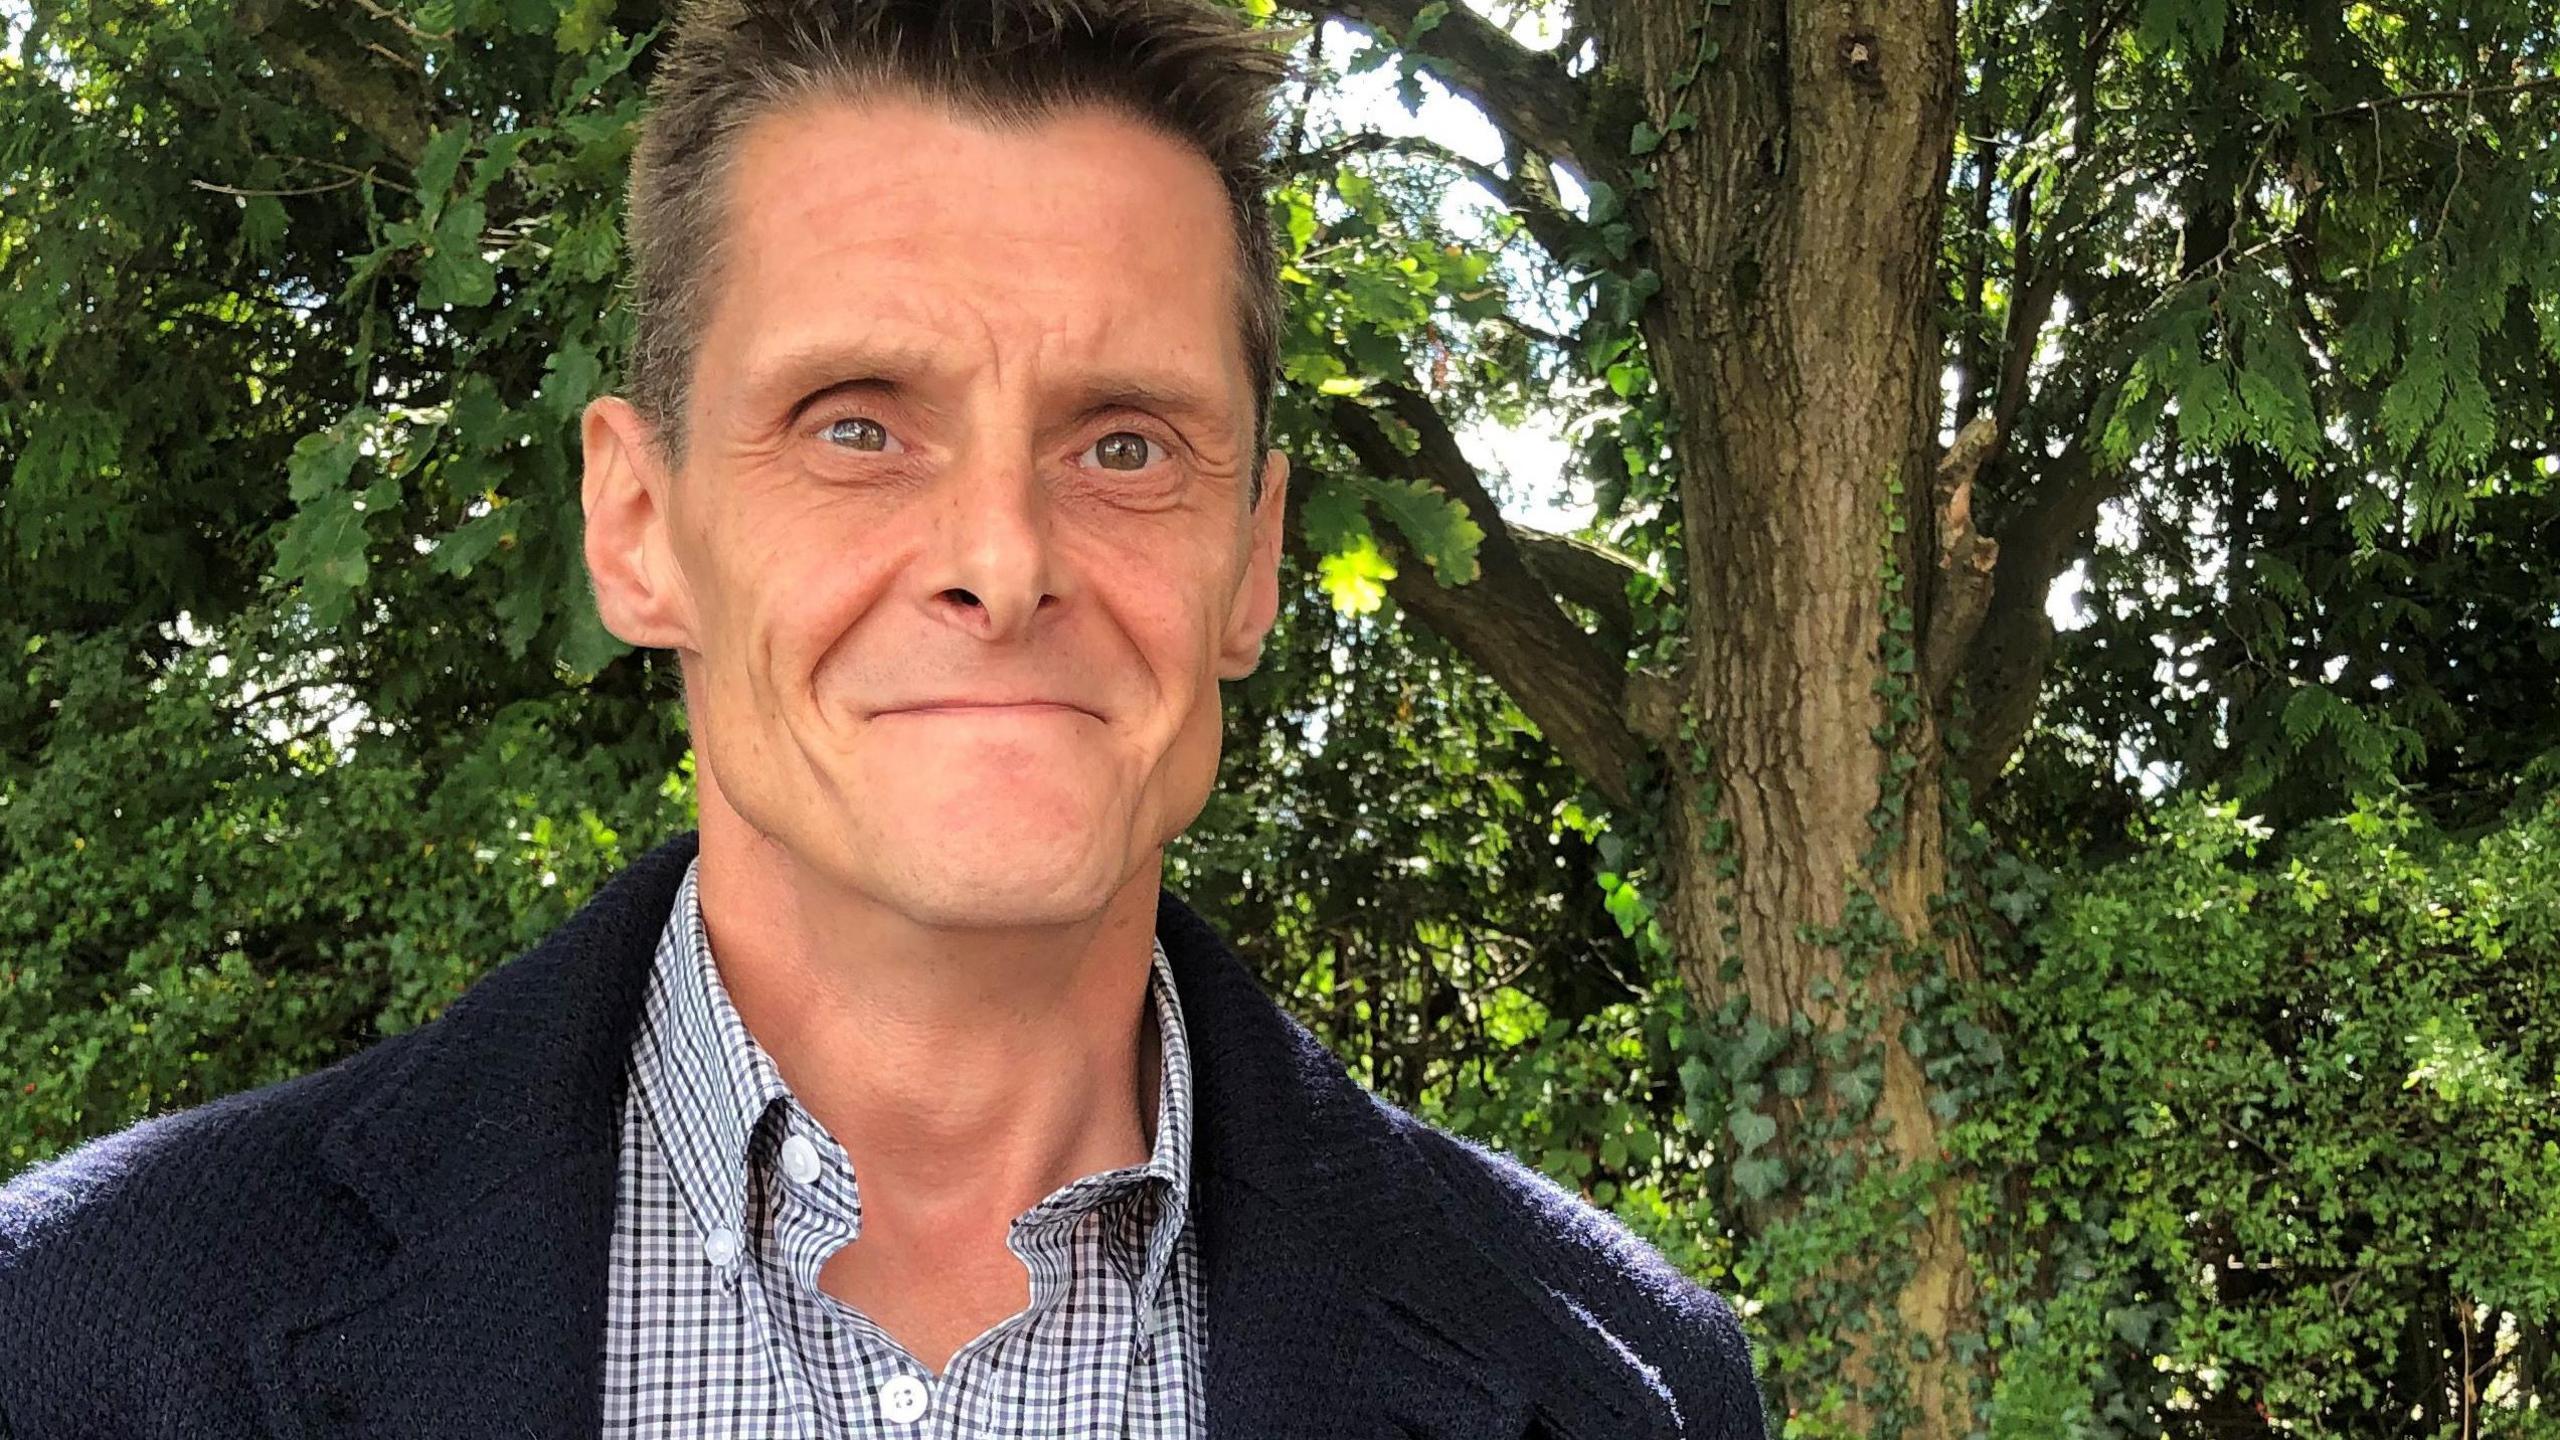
[1084,430,1164,472]
[820,416,895,451]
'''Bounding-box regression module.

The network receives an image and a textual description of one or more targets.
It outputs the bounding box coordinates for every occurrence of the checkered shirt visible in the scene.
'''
[600,860,1205,1436]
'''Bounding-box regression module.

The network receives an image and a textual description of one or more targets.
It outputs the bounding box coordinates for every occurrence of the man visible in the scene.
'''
[0,0,1764,1435]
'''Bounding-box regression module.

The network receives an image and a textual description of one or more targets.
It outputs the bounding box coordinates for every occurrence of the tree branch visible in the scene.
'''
[2314,73,2560,120]
[1958,439,2125,794]
[1284,0,1604,181]
[1322,388,1645,805]
[1513,526,1638,640]
[1924,415,2001,705]
[239,0,434,167]
[1281,131,1590,262]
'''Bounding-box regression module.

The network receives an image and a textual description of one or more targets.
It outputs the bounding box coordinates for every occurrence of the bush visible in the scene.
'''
[1978,793,2560,1436]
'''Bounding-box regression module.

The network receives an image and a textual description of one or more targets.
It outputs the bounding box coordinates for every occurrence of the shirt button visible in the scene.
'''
[878,1373,931,1424]
[703,1226,741,1268]
[780,1133,822,1186]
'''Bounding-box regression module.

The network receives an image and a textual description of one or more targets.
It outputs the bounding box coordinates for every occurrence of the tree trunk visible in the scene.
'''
[1584,0,1983,1434]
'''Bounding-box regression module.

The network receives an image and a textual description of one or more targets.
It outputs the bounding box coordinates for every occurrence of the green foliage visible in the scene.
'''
[0,0,683,1163]
[1959,0,2560,842]
[1170,565,1731,1281]
[0,622,690,1168]
[1970,792,2560,1434]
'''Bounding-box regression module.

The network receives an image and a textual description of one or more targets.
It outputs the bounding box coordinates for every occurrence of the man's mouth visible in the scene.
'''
[873,699,1100,720]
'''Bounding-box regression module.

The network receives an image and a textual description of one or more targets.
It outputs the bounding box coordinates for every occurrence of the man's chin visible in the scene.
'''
[865,839,1136,932]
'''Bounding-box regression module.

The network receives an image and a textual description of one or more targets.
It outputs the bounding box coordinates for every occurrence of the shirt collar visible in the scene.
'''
[626,860,793,1273]
[629,859,1197,1304]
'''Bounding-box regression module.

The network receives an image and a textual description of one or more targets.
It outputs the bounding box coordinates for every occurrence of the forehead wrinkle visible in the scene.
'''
[717,110,1248,443]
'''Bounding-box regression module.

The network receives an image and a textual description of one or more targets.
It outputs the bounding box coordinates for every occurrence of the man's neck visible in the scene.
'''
[692,812,1164,1232]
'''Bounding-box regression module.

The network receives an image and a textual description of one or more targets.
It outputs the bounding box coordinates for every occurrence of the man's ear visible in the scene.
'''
[580,396,695,651]
[1216,448,1290,679]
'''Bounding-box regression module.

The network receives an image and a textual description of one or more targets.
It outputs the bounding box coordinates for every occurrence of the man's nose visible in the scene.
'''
[919,448,1059,643]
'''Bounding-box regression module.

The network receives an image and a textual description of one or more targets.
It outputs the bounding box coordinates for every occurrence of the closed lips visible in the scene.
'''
[874,700,1097,717]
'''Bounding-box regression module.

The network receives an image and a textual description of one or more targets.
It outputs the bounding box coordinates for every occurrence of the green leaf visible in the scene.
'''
[536,337,603,418]
[1301,480,1372,555]
[1278,190,1317,256]
[274,493,372,629]
[1364,476,1483,586]
[286,413,371,502]
[419,200,496,309]
[414,125,472,215]
[431,509,515,578]
[1728,1105,1778,1154]
[1730,1155,1786,1200]
[553,0,614,52]
[554,208,621,282]
[239,195,286,257]
[493,568,551,658]
[1317,533,1396,615]
[2379,338,2448,454]
[556,594,630,678]
[1629,120,1663,157]
[1605,875,1648,936]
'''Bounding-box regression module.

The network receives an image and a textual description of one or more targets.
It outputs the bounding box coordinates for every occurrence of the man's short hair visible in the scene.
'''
[624,0,1296,480]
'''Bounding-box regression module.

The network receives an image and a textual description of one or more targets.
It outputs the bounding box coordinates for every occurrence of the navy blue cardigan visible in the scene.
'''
[0,835,1763,1438]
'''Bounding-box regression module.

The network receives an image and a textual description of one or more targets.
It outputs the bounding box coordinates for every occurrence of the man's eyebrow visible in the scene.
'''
[746,336,949,413]
[744,336,1232,430]
[1062,374,1234,431]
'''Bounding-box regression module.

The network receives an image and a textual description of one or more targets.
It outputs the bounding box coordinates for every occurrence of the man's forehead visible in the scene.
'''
[724,94,1224,257]
[702,99,1250,424]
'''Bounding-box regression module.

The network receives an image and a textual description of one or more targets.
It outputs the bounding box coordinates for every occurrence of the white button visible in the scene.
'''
[780,1133,822,1185]
[878,1374,930,1424]
[703,1226,741,1268]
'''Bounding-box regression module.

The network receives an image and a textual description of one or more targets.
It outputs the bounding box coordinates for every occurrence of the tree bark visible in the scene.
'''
[1579,0,1983,1433]
[1292,0,1989,1428]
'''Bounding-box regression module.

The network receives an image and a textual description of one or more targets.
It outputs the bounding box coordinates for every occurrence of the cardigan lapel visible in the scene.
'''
[1158,893,1681,1440]
[256,837,696,1439]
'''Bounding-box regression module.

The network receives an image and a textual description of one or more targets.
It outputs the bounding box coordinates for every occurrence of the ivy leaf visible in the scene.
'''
[1630,120,1663,157]
[1728,1104,1778,1154]
[1730,1155,1786,1201]
[1604,874,1648,936]
[1832,1063,1880,1114]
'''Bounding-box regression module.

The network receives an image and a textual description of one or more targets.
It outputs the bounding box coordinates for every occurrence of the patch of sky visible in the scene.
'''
[1297,11,1596,536]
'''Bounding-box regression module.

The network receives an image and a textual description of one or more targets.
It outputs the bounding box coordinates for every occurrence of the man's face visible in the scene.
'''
[583,93,1289,929]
